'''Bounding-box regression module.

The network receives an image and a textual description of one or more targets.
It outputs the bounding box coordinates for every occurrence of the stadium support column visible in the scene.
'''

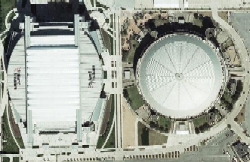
[74,14,80,46]
[179,0,184,10]
[24,16,31,48]
[25,16,30,143]
[27,110,33,145]
[76,109,82,142]
[75,13,82,142]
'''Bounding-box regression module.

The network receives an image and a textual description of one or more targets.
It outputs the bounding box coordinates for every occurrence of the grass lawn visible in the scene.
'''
[2,109,19,153]
[110,14,113,28]
[127,40,139,63]
[16,137,24,149]
[90,0,94,6]
[3,157,9,162]
[13,157,19,162]
[126,86,145,111]
[0,0,15,32]
[96,94,115,148]
[7,10,15,23]
[104,127,115,148]
[223,88,233,104]
[96,135,105,148]
[99,95,112,136]
[100,29,112,55]
[193,115,207,128]
[3,157,19,162]
[108,14,114,55]
[138,122,149,146]
[96,1,108,10]
[157,116,171,133]
[109,35,114,55]
[8,103,25,149]
[148,130,168,145]
[193,19,202,28]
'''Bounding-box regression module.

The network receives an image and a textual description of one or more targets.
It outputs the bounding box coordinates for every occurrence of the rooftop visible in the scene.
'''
[137,34,224,118]
[7,15,106,146]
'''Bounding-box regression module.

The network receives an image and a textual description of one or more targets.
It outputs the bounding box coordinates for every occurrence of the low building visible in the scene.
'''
[135,105,151,121]
[30,0,70,4]
[232,141,250,162]
[173,121,192,134]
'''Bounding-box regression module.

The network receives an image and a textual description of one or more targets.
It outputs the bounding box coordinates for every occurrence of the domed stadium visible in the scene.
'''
[136,34,225,118]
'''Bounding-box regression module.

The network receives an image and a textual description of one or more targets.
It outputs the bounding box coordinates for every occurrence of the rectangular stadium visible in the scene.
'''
[7,6,113,151]
[2,0,250,162]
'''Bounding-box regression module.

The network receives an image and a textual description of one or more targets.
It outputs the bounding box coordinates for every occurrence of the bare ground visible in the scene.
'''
[122,98,137,148]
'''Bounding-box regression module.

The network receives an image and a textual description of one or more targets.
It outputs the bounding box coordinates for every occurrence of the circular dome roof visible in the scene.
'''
[137,34,223,118]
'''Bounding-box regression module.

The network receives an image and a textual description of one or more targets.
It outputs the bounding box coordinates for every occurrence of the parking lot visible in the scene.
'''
[231,13,250,55]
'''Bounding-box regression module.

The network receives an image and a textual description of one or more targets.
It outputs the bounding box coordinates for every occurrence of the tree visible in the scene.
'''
[158,14,161,19]
[149,121,157,128]
[233,80,243,101]
[159,126,164,131]
[123,89,129,99]
[194,13,199,19]
[195,127,200,134]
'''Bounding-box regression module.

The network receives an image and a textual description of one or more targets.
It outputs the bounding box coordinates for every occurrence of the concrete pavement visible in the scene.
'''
[211,0,250,144]
[107,0,250,153]
[114,9,123,149]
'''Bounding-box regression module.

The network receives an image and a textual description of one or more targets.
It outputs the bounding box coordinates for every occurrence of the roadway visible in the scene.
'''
[0,23,12,153]
[113,9,123,149]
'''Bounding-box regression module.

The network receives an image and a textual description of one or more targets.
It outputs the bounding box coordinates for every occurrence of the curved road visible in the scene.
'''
[211,1,250,144]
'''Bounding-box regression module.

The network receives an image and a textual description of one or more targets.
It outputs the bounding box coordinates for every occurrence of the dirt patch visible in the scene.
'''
[235,105,245,125]
[198,11,212,17]
[138,121,168,146]
[8,106,24,148]
[218,11,228,22]
[99,96,112,136]
[148,130,168,145]
[138,121,148,146]
[8,106,21,138]
[100,29,112,54]
[122,98,137,148]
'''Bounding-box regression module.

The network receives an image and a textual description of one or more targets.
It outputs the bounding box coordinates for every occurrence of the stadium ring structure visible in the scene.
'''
[136,34,228,118]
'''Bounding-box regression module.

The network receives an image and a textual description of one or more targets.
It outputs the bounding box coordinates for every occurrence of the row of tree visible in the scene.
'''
[0,2,3,32]
[195,122,210,134]
[221,80,243,112]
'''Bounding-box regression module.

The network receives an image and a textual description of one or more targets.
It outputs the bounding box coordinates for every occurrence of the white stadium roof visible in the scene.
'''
[26,45,80,123]
[137,34,223,118]
[7,15,107,146]
[153,0,188,8]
